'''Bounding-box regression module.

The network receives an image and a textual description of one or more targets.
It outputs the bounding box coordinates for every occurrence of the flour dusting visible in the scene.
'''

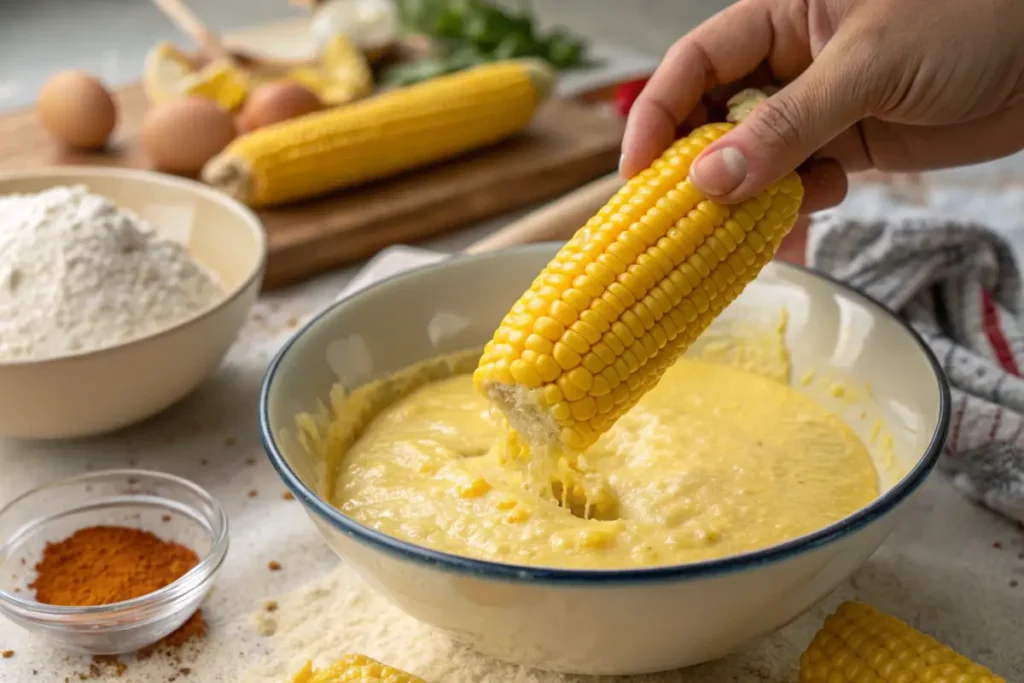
[241,564,811,683]
[0,185,224,361]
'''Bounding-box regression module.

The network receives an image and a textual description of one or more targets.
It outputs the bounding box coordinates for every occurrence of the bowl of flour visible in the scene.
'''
[0,167,266,439]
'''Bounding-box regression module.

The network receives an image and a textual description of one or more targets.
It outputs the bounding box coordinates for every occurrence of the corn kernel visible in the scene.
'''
[556,374,586,402]
[509,359,543,388]
[495,497,517,510]
[456,477,492,498]
[561,329,590,355]
[503,506,530,524]
[569,397,597,421]
[534,316,565,341]
[577,528,615,549]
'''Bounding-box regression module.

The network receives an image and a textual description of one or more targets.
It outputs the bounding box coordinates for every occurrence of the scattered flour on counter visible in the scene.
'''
[241,564,807,683]
[0,185,224,361]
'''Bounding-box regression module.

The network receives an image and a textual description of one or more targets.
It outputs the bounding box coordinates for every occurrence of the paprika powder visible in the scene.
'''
[31,526,198,606]
[30,525,206,652]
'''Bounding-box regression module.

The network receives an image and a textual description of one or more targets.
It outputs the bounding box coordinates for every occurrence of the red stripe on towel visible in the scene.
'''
[988,409,1003,442]
[982,289,1020,376]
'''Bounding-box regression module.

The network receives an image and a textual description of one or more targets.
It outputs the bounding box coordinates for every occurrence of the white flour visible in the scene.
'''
[0,185,224,361]
[240,564,808,683]
[241,556,1022,683]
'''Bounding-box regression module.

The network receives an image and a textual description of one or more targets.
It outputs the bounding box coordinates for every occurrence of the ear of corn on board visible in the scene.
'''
[0,65,625,290]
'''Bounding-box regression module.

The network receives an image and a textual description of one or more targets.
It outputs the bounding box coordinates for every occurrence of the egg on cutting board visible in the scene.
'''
[141,97,238,176]
[238,81,323,133]
[36,71,118,150]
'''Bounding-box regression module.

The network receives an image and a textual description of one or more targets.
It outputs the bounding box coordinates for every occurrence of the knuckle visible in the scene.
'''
[834,25,898,111]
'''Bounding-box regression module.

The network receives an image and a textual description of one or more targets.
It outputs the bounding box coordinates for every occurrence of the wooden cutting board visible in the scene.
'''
[0,83,625,289]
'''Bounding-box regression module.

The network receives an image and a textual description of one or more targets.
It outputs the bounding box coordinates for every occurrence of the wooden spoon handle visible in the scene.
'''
[150,0,229,60]
[463,173,622,255]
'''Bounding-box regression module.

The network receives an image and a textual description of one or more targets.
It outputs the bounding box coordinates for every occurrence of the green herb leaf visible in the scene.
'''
[392,0,594,80]
[379,58,451,87]
[491,33,537,60]
[543,30,584,68]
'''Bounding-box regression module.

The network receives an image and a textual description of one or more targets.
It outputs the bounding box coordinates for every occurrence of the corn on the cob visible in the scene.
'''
[800,601,1006,682]
[291,654,425,683]
[473,89,803,451]
[202,59,553,207]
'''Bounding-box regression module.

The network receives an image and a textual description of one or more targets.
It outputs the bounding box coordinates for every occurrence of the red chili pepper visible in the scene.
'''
[614,77,650,118]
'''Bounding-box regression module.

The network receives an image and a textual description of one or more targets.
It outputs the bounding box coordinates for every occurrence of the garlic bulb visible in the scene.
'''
[310,0,400,52]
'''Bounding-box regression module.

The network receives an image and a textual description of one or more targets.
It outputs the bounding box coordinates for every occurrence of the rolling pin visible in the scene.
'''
[336,173,624,302]
[463,173,623,254]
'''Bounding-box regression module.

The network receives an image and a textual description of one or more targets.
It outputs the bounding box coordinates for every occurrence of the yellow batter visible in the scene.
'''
[316,335,879,570]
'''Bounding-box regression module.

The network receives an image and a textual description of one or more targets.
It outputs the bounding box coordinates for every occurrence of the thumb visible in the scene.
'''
[689,40,871,203]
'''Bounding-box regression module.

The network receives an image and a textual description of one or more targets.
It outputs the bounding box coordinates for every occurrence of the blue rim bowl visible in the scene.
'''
[259,244,950,585]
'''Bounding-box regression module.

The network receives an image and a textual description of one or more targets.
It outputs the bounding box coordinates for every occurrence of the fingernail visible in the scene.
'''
[691,147,747,196]
[618,153,625,175]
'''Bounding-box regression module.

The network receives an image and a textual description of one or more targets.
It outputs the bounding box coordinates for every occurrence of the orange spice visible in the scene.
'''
[31,526,197,607]
[85,655,128,678]
[30,526,207,663]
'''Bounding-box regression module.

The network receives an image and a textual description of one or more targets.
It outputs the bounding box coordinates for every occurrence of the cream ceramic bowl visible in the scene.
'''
[261,244,949,676]
[0,167,266,440]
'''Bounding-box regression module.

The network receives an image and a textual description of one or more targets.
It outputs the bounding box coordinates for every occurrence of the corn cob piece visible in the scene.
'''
[473,89,803,451]
[202,59,553,207]
[291,654,425,683]
[800,601,1006,682]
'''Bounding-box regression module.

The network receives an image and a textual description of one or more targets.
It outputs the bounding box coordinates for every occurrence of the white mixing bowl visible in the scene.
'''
[260,244,949,675]
[0,167,266,440]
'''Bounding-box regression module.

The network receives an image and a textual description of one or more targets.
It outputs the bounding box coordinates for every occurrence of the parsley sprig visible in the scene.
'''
[383,0,594,86]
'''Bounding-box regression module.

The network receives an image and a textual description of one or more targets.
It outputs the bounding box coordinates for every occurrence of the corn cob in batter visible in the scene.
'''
[475,88,804,451]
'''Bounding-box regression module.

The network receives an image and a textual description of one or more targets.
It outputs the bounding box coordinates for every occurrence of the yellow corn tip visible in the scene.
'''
[799,602,1006,683]
[473,122,803,450]
[203,59,553,207]
[291,654,425,683]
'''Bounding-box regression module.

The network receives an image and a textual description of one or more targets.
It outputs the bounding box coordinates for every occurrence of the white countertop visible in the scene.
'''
[0,192,1021,683]
[1,3,1024,680]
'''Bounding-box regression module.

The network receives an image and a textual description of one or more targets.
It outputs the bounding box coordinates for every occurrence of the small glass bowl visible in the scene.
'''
[0,469,228,655]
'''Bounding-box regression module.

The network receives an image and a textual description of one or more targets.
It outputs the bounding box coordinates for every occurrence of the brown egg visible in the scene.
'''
[36,71,117,150]
[141,97,237,176]
[238,80,323,133]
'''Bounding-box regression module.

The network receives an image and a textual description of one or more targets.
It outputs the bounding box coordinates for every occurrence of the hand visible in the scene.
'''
[620,0,1024,213]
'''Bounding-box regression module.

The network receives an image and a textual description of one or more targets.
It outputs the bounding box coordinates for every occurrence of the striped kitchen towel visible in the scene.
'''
[807,185,1024,524]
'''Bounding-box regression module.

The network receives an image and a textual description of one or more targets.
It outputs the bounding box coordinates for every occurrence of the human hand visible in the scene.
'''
[620,0,1024,212]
